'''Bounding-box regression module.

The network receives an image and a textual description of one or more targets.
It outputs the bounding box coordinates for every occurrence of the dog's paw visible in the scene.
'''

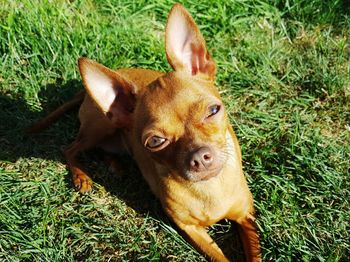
[73,175,93,193]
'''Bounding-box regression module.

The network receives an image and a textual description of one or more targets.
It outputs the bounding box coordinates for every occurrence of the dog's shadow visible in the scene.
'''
[0,79,244,261]
[0,79,82,162]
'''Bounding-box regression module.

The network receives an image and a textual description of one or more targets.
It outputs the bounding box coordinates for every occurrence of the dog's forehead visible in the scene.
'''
[141,72,218,112]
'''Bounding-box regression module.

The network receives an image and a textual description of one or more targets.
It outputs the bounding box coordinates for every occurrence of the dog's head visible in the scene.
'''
[79,4,231,182]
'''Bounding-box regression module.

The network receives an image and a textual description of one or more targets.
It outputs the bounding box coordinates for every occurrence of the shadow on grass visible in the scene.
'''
[0,79,245,261]
[0,79,80,162]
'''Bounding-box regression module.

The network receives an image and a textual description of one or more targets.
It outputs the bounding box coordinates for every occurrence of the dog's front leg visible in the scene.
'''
[174,221,230,262]
[235,216,261,262]
[64,133,95,193]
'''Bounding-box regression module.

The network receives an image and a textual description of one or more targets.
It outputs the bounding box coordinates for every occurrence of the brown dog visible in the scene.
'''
[29,4,261,262]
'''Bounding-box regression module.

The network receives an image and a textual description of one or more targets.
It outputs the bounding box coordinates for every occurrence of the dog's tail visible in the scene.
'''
[26,90,85,134]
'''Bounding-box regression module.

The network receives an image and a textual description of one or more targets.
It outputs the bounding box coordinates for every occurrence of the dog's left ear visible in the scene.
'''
[165,4,216,80]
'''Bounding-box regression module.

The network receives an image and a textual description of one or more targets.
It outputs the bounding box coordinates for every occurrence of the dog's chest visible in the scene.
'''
[162,171,241,226]
[190,179,237,223]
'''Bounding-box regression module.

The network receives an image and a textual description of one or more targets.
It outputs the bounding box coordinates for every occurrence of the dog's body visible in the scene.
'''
[29,4,261,262]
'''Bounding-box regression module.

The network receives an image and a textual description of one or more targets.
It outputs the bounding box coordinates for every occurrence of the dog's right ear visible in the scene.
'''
[78,57,136,128]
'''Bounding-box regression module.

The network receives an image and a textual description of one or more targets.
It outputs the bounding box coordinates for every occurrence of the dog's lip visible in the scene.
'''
[196,166,223,181]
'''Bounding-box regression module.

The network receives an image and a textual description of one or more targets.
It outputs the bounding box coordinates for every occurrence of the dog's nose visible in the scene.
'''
[189,147,214,172]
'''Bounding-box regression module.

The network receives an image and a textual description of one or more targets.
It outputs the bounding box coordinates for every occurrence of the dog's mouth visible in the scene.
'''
[198,167,223,181]
[185,164,224,182]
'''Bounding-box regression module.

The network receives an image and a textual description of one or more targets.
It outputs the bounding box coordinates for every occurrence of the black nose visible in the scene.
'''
[189,146,214,172]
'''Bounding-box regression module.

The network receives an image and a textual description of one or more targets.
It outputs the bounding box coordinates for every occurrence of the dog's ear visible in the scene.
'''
[78,57,136,127]
[165,4,216,79]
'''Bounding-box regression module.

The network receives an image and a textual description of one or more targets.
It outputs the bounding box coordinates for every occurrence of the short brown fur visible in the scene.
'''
[29,4,261,261]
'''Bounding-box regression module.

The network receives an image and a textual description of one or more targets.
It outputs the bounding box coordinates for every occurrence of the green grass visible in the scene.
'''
[0,0,349,261]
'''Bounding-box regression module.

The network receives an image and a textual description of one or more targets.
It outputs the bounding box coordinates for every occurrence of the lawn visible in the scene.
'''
[0,0,349,261]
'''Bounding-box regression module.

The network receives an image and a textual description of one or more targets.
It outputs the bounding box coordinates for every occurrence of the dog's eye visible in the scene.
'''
[207,104,221,118]
[145,136,167,149]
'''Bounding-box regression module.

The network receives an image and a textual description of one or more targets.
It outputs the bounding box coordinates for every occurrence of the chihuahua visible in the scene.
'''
[29,4,261,262]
